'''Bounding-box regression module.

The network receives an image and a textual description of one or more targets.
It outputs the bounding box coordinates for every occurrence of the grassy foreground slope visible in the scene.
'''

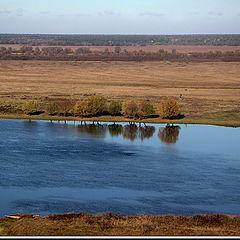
[1,213,240,236]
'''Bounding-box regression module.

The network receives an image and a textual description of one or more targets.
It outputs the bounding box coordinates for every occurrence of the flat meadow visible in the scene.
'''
[0,55,240,126]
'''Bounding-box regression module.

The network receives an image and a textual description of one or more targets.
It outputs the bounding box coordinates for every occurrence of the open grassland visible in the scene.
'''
[1,213,240,236]
[0,60,239,126]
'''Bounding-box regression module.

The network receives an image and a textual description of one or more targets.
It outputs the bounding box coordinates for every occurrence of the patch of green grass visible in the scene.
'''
[202,111,240,121]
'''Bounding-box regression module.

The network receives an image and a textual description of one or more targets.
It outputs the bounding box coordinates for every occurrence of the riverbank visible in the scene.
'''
[0,113,239,128]
[1,213,240,236]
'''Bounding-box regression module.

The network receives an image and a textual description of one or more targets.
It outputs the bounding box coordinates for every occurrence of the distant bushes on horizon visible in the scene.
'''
[0,46,240,62]
[1,33,240,46]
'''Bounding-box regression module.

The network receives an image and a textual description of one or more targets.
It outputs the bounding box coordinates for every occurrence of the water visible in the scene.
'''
[0,119,239,217]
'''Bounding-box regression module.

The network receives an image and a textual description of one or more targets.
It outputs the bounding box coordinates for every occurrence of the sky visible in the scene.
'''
[0,0,240,34]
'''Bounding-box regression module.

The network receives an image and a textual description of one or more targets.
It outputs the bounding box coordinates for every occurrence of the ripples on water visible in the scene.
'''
[0,119,239,216]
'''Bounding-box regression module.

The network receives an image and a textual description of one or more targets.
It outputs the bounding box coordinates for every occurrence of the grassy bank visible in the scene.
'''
[1,213,240,236]
[0,112,239,127]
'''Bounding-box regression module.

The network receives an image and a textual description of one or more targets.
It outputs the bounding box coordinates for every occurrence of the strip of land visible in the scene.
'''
[1,43,240,53]
[0,60,239,127]
[1,213,240,236]
[0,114,240,128]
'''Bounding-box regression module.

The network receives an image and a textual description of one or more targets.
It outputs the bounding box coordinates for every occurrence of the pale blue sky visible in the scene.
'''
[0,0,239,34]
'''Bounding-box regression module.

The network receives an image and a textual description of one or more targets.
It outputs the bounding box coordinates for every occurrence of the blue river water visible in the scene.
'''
[0,119,239,217]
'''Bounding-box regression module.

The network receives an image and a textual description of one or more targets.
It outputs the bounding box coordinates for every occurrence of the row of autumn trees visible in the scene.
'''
[22,95,182,119]
[1,46,240,62]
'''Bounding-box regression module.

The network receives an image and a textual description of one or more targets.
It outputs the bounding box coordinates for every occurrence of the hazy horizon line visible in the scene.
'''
[1,32,240,36]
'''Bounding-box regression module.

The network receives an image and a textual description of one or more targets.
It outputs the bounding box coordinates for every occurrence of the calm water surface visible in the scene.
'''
[0,119,239,217]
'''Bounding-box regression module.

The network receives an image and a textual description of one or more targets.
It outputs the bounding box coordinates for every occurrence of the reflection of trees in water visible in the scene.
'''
[74,123,155,141]
[139,126,155,141]
[158,125,180,144]
[123,124,155,141]
[122,124,138,141]
[23,120,38,126]
[76,123,107,138]
[108,124,123,137]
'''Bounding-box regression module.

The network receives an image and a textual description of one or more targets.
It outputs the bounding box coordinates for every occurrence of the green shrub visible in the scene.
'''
[0,101,20,114]
[86,95,107,116]
[47,101,59,115]
[59,100,75,116]
[73,100,89,116]
[74,95,106,117]
[108,101,122,116]
[138,101,155,118]
[22,100,40,115]
[123,100,138,119]
[123,100,155,119]
[158,98,180,119]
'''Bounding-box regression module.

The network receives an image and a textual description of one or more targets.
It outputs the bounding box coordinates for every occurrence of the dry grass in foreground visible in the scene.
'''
[1,213,240,236]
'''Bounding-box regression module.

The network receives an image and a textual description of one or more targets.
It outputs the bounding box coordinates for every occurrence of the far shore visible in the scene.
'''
[0,113,239,128]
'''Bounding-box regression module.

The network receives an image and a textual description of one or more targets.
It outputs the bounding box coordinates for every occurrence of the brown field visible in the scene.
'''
[1,44,240,53]
[1,213,240,236]
[0,59,240,123]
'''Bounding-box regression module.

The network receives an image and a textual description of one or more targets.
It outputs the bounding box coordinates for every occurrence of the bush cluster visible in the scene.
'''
[123,100,155,119]
[18,96,182,120]
[158,98,180,119]
[74,96,107,117]
[108,101,122,116]
[22,100,40,115]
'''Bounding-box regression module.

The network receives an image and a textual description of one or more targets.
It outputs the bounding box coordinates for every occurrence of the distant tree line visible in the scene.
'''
[0,46,240,62]
[0,34,240,46]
